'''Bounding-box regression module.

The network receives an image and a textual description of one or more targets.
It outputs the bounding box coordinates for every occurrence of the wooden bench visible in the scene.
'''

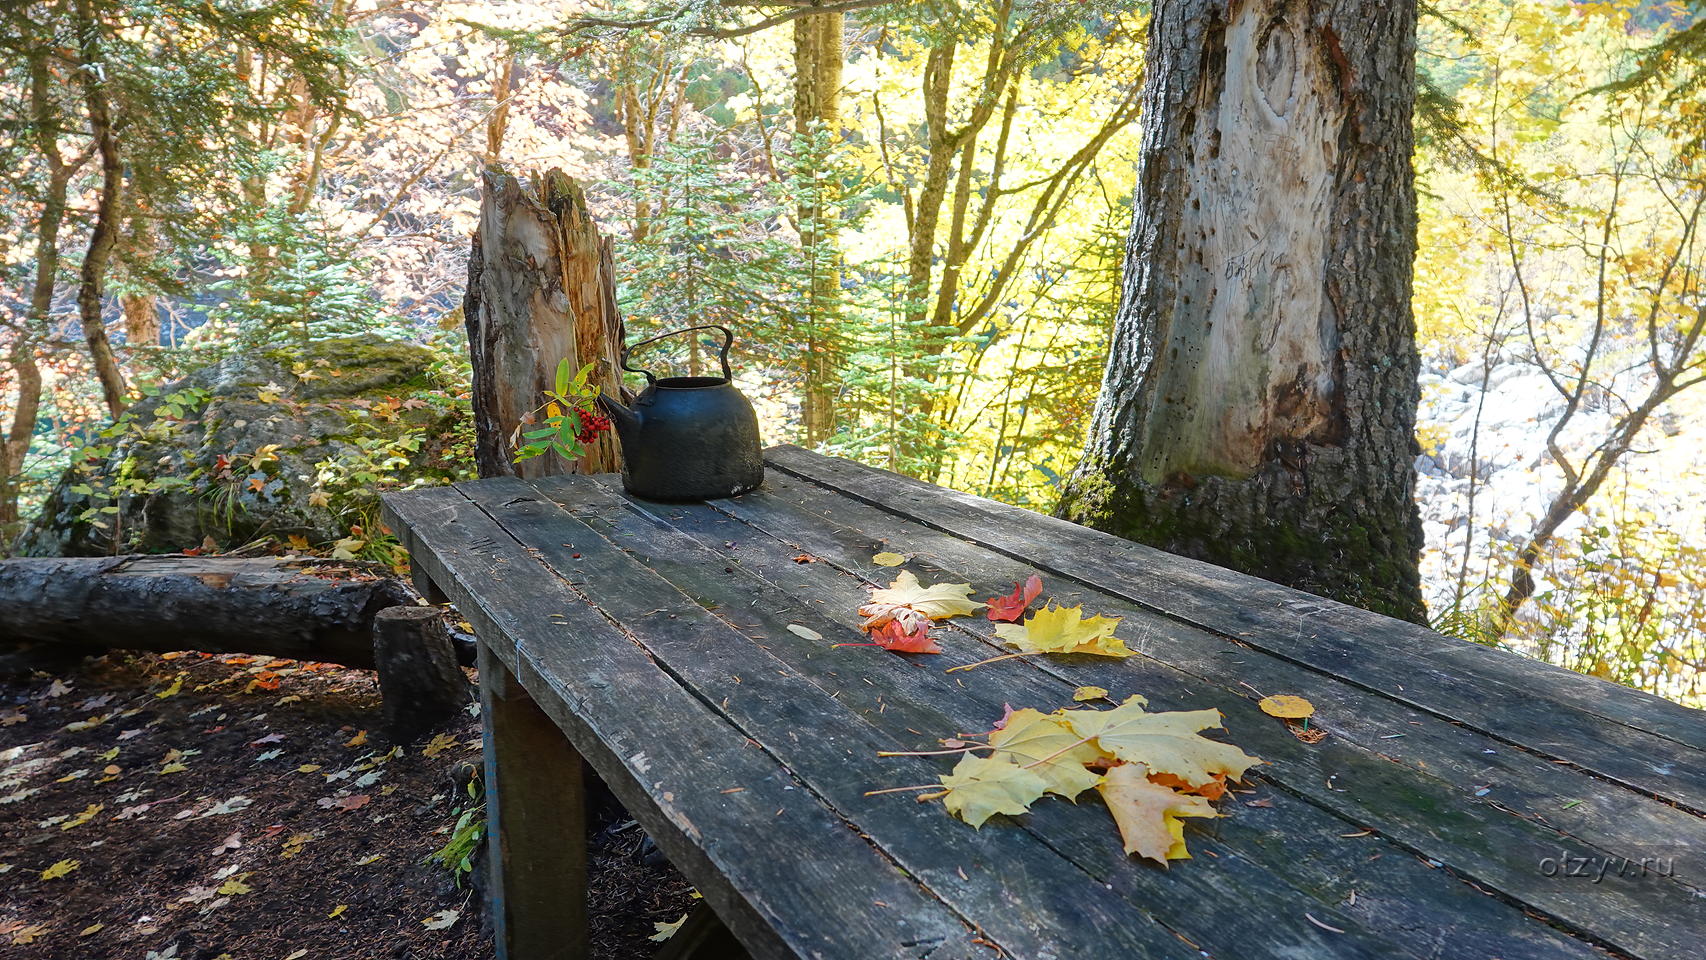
[382,446,1706,960]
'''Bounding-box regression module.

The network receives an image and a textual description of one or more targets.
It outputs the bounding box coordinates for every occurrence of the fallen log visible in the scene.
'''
[0,554,464,669]
[2,554,476,742]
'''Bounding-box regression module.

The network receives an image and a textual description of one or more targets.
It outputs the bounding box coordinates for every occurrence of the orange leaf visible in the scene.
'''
[986,574,1043,622]
[867,620,941,654]
[1148,770,1229,802]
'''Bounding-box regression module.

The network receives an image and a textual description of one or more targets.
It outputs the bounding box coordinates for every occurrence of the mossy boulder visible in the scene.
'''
[19,335,471,557]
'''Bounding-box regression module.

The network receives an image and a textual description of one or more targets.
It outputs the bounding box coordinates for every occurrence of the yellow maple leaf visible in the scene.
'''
[328,905,348,919]
[1258,694,1315,719]
[158,761,188,775]
[40,859,79,880]
[422,734,460,757]
[9,923,47,945]
[155,675,184,699]
[422,909,459,930]
[859,570,984,632]
[986,709,1103,799]
[61,803,103,830]
[1065,697,1261,789]
[871,551,907,566]
[649,914,687,942]
[1074,686,1110,702]
[344,730,368,748]
[937,755,1047,828]
[281,833,314,859]
[992,603,1132,657]
[1097,762,1220,865]
[217,876,252,896]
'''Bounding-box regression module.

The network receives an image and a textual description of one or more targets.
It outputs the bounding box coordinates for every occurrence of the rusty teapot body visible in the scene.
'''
[598,325,764,501]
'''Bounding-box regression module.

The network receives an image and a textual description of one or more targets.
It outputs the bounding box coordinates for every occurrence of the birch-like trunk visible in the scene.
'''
[1058,0,1426,622]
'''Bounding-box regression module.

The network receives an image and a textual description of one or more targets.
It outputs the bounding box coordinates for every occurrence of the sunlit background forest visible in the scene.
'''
[3,0,1704,705]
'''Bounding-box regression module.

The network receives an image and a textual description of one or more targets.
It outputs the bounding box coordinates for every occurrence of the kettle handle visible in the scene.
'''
[620,325,735,385]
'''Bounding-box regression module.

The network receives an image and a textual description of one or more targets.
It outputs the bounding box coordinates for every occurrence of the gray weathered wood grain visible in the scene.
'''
[383,485,978,960]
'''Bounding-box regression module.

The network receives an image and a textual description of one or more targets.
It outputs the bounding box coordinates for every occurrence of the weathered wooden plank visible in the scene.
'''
[542,476,1610,960]
[479,641,586,960]
[765,446,1706,810]
[588,480,1700,960]
[731,471,1706,885]
[381,486,978,960]
[467,475,1206,960]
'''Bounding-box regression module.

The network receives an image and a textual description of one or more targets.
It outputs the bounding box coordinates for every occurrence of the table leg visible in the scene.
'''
[479,642,587,960]
[409,558,449,606]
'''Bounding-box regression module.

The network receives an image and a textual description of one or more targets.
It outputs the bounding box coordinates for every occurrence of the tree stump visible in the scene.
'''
[372,605,471,744]
[464,166,629,479]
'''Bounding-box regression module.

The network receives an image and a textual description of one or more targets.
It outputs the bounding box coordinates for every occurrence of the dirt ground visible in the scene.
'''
[0,648,694,959]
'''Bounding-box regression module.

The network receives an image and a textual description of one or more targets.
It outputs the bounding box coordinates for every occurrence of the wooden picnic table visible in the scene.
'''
[382,446,1706,960]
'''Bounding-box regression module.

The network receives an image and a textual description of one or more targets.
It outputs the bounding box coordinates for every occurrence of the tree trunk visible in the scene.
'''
[119,208,161,348]
[0,336,41,541]
[1057,0,1427,623]
[793,11,844,445]
[372,605,471,743]
[72,0,130,418]
[2,50,71,539]
[0,555,427,668]
[464,167,627,479]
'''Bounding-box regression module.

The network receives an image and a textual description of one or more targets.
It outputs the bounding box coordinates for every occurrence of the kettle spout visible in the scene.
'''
[597,393,641,443]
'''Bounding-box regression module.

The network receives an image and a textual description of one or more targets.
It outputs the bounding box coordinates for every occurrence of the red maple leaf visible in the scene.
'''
[868,620,941,654]
[985,574,1044,622]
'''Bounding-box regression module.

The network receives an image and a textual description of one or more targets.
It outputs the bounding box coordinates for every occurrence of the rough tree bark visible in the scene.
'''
[71,0,131,417]
[464,168,627,479]
[793,10,844,445]
[1057,0,1427,623]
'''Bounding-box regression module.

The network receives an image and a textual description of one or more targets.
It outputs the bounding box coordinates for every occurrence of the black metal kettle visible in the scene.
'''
[598,324,765,501]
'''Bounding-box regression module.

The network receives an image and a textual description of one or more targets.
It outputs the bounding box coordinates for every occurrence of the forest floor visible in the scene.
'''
[0,648,693,959]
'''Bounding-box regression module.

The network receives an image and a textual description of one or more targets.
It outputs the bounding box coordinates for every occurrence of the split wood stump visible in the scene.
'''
[383,447,1706,960]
